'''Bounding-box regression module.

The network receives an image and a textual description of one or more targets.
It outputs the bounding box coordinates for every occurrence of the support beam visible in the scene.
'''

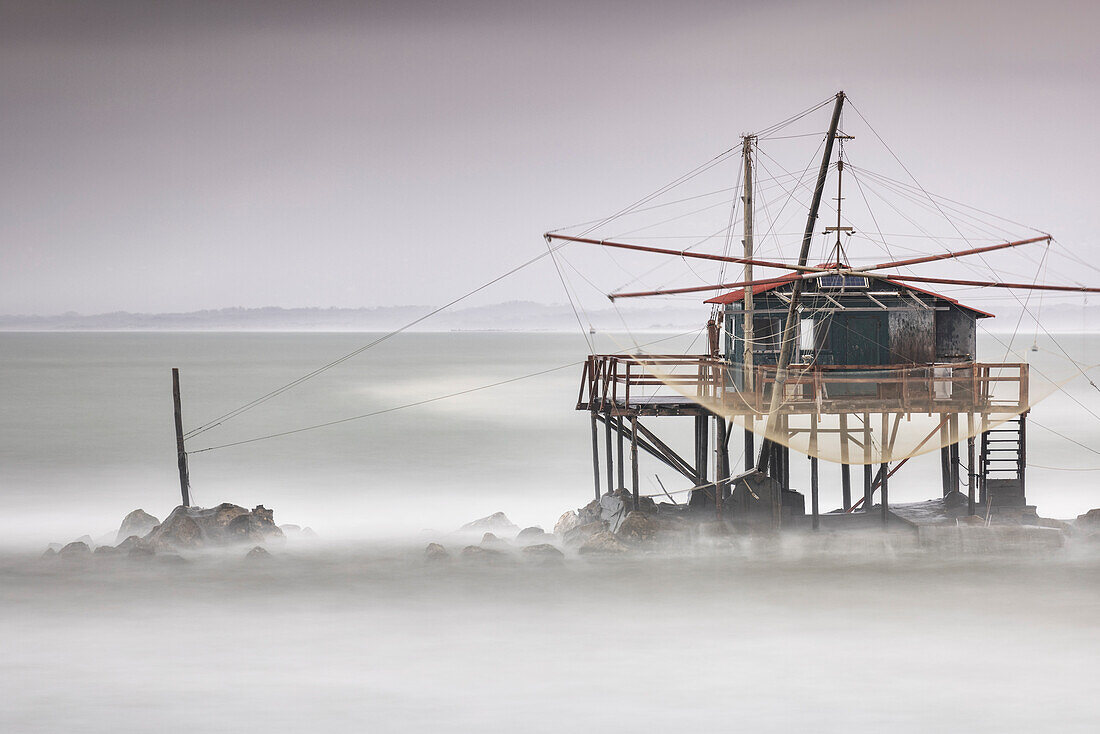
[949,413,961,494]
[616,416,625,490]
[590,411,601,501]
[630,416,640,512]
[810,419,819,531]
[715,415,730,518]
[604,412,614,499]
[880,461,890,525]
[863,413,873,512]
[172,368,191,508]
[840,413,852,510]
[744,425,755,471]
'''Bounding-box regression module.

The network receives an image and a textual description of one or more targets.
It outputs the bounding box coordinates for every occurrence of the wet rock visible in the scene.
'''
[93,545,120,556]
[116,535,141,551]
[578,530,631,555]
[563,520,609,548]
[58,541,91,559]
[517,527,552,545]
[1075,508,1100,529]
[553,511,582,535]
[301,527,317,538]
[459,512,518,536]
[143,503,284,550]
[424,543,450,562]
[460,545,508,562]
[40,547,57,559]
[157,553,188,565]
[279,524,302,538]
[522,543,565,564]
[128,545,156,559]
[616,511,661,544]
[480,532,508,548]
[116,509,160,544]
[245,546,271,560]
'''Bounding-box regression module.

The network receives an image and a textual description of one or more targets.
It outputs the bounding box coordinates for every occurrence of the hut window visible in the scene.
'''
[800,318,815,352]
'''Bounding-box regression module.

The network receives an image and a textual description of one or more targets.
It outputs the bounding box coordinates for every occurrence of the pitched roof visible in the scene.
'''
[704,271,995,318]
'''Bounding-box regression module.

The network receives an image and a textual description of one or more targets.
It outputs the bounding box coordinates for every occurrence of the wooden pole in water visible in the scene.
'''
[863,413,873,512]
[171,368,191,508]
[590,411,601,501]
[630,415,640,511]
[881,412,890,525]
[839,413,852,510]
[810,419,819,531]
[616,416,625,490]
[604,412,614,498]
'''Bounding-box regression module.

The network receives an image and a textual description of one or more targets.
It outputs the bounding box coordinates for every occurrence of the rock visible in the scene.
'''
[696,521,733,539]
[157,553,188,565]
[47,543,63,552]
[93,545,120,556]
[245,546,270,560]
[424,543,449,562]
[74,534,97,548]
[553,511,582,536]
[460,545,508,562]
[128,545,156,559]
[40,547,57,559]
[616,511,661,544]
[563,520,609,548]
[517,527,552,545]
[1075,508,1100,528]
[279,524,302,538]
[480,532,508,548]
[116,509,160,544]
[143,503,285,550]
[58,541,91,559]
[116,535,141,551]
[578,530,631,555]
[301,527,317,538]
[459,512,518,535]
[522,543,565,564]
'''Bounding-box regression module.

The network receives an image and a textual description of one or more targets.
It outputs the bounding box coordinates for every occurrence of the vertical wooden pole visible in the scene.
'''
[630,415,640,512]
[967,436,976,516]
[939,417,952,497]
[616,416,625,490]
[744,422,755,471]
[604,412,614,498]
[839,413,852,511]
[862,413,873,512]
[172,368,191,508]
[1019,411,1028,503]
[881,412,889,525]
[715,415,729,521]
[694,415,709,490]
[590,411,601,501]
[810,419,819,531]
[949,413,961,494]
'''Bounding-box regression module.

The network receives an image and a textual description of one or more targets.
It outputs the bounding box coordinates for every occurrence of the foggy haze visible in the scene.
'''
[3,0,1099,316]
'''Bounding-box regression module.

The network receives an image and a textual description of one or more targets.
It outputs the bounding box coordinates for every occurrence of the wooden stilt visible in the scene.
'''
[630,415,640,511]
[939,418,952,497]
[172,368,191,508]
[604,412,614,498]
[881,412,890,525]
[744,424,754,472]
[949,413,961,494]
[967,434,976,516]
[715,415,729,519]
[810,419,819,531]
[863,413,873,512]
[590,411,601,501]
[839,413,852,511]
[616,416,625,490]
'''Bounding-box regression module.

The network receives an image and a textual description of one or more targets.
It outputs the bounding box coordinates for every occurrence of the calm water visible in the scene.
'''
[1,331,1099,732]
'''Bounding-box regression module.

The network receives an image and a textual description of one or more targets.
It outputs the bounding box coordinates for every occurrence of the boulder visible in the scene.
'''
[93,545,120,556]
[616,511,661,545]
[40,547,57,559]
[245,546,271,560]
[522,543,565,565]
[280,524,302,538]
[553,511,583,536]
[58,541,91,559]
[1075,508,1100,529]
[142,503,284,550]
[517,527,552,545]
[116,509,160,544]
[480,532,508,548]
[116,535,141,551]
[459,512,518,535]
[563,520,609,548]
[460,545,508,562]
[424,543,450,562]
[301,527,317,538]
[578,530,632,555]
[128,545,156,559]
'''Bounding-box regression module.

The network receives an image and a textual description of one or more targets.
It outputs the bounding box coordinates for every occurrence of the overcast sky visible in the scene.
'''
[2,0,1098,315]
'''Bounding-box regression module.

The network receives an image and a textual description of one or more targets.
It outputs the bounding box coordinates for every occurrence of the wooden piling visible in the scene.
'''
[171,368,191,508]
[604,412,614,498]
[839,413,852,510]
[744,424,754,472]
[590,411,601,501]
[616,416,625,490]
[715,415,729,520]
[810,419,819,531]
[880,461,889,525]
[862,413,873,512]
[630,415,640,511]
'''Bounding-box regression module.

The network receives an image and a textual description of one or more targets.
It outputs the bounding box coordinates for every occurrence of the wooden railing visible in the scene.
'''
[578,355,1029,415]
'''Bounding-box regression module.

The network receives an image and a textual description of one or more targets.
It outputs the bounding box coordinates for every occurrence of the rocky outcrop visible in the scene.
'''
[578,530,631,555]
[522,543,565,564]
[459,512,518,536]
[245,546,270,560]
[424,543,450,562]
[116,509,160,544]
[1076,508,1100,530]
[143,503,284,551]
[517,526,550,544]
[480,532,508,549]
[460,545,508,562]
[563,520,608,548]
[58,541,91,559]
[616,511,661,545]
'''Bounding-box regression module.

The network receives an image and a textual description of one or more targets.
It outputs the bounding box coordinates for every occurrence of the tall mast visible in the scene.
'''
[741,134,755,392]
[825,133,855,263]
[755,91,846,480]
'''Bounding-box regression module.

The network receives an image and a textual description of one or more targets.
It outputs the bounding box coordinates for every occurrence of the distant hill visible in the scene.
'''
[0,301,709,332]
[2,300,1094,332]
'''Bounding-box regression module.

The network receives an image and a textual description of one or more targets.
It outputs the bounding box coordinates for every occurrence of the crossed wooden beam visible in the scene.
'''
[542,233,1098,299]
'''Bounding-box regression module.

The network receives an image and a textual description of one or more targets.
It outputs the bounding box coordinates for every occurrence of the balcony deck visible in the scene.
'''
[577,354,1029,418]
